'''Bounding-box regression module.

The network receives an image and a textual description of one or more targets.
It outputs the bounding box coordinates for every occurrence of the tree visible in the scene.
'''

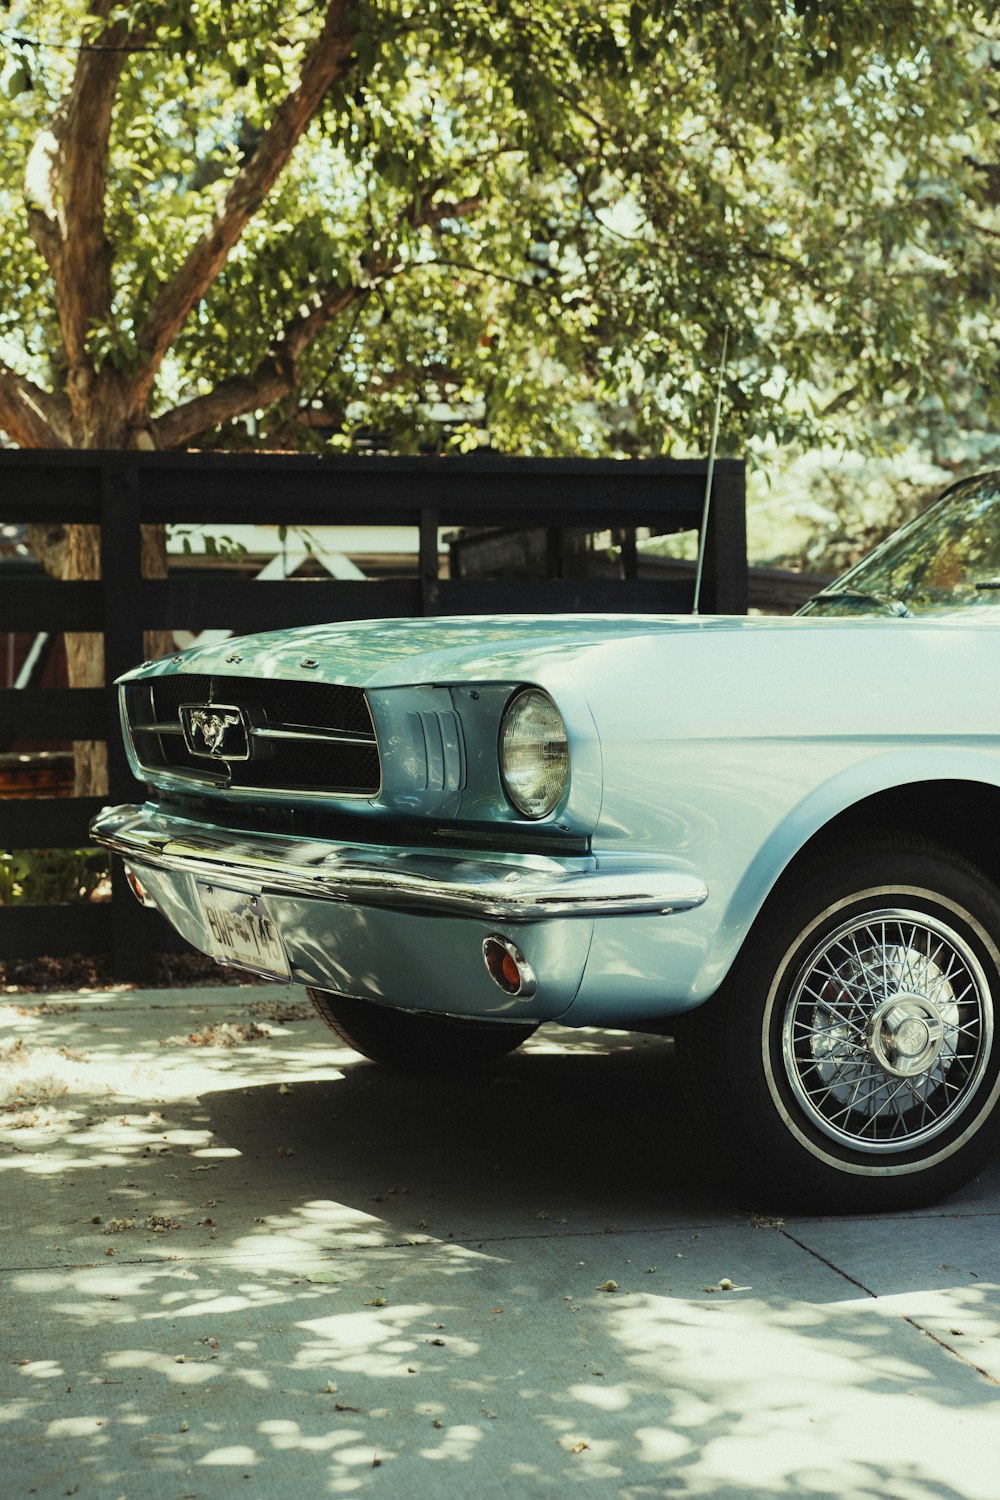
[0,1,997,789]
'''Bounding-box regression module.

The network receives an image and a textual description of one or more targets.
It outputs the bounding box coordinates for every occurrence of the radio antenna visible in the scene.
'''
[691,325,730,617]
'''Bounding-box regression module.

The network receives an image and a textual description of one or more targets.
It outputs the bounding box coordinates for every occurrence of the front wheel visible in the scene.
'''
[307,988,538,1075]
[674,835,1000,1212]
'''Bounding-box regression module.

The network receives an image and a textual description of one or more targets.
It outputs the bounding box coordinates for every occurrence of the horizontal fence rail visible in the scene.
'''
[0,450,747,978]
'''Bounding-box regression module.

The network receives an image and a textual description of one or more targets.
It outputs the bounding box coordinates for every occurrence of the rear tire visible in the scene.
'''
[674,834,1000,1212]
[307,988,538,1075]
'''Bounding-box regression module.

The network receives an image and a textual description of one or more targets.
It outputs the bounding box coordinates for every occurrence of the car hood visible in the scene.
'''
[122,611,949,691]
[121,613,779,689]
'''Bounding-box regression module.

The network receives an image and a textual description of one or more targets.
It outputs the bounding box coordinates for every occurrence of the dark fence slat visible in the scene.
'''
[1,796,106,848]
[0,579,104,631]
[0,901,112,960]
[2,451,742,529]
[138,492,719,528]
[0,688,107,741]
[440,577,697,614]
[132,576,424,632]
[0,460,102,517]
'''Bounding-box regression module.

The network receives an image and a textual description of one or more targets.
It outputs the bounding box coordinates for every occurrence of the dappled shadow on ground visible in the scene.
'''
[6,1247,1000,1500]
[200,1032,731,1233]
[3,998,1000,1497]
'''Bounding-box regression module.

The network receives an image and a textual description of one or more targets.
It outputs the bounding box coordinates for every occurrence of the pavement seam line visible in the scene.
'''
[780,1229,877,1298]
[0,1220,800,1273]
[782,1228,1000,1387]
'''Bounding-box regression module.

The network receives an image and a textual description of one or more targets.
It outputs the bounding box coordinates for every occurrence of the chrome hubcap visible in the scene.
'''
[868,996,946,1077]
[781,908,993,1153]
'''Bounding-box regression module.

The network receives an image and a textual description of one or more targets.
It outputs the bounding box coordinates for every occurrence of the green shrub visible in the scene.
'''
[0,848,111,905]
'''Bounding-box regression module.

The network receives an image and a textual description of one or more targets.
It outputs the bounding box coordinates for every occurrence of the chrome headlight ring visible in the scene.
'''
[499,688,570,819]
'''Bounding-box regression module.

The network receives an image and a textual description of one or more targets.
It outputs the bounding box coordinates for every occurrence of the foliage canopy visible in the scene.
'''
[0,1,997,458]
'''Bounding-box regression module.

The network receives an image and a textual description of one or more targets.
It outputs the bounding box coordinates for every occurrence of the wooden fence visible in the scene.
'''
[0,450,747,978]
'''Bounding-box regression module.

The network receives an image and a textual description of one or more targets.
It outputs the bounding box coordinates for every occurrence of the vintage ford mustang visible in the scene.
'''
[92,471,1000,1213]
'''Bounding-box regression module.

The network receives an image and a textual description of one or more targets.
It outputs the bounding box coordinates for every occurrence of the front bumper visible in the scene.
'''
[91,803,709,1023]
[90,804,709,922]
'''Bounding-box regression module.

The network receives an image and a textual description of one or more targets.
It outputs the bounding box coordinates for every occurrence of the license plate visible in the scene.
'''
[198,884,291,981]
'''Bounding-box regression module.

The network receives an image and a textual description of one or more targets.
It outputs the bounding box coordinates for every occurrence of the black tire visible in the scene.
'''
[674,833,1000,1213]
[307,988,538,1075]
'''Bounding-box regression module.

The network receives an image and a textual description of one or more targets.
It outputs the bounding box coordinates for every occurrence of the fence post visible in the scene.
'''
[99,460,153,981]
[700,463,748,614]
[419,508,440,614]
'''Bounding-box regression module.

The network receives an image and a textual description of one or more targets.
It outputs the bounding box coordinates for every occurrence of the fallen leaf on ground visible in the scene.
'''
[161,1022,273,1048]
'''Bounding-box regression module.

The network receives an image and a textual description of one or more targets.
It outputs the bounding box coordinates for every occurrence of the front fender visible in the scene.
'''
[717,746,1000,990]
[571,746,1000,1026]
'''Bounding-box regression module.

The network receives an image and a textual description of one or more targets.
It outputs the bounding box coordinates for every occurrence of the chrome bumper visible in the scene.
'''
[91,804,709,922]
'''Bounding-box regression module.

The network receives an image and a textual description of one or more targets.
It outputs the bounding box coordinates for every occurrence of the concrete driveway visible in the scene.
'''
[2,982,999,1499]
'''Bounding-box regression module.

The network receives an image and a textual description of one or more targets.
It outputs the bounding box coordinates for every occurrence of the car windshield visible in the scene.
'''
[799,472,1000,617]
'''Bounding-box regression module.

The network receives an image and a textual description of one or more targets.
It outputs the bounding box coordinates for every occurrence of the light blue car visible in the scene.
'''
[92,471,1000,1213]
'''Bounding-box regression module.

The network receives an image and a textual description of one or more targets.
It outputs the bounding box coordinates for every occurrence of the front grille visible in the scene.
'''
[125,673,380,796]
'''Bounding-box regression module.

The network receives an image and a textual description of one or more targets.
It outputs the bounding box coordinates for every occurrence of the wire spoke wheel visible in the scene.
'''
[674,835,1000,1211]
[781,908,993,1154]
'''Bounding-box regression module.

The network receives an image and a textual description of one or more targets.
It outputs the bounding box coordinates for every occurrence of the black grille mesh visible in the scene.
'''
[129,673,379,795]
[150,674,373,735]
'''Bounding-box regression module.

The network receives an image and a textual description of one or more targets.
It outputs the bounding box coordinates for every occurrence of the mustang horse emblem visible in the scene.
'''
[180,705,249,759]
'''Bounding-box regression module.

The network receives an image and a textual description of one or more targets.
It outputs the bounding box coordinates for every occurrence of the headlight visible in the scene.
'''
[499,688,569,819]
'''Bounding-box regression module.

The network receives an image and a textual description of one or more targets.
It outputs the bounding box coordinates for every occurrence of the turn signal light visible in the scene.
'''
[124,864,157,908]
[482,935,537,998]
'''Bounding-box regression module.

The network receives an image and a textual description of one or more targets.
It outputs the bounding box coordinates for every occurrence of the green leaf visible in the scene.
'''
[6,62,32,97]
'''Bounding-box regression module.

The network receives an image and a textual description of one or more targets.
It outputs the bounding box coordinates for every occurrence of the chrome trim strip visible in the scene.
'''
[91,804,709,922]
[252,726,377,745]
[130,719,376,747]
[127,766,377,801]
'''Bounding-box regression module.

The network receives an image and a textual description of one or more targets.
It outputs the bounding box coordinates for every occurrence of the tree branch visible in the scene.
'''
[278,282,372,366]
[149,192,484,448]
[427,257,549,296]
[151,284,367,449]
[25,0,130,376]
[966,156,1000,207]
[0,363,72,447]
[408,194,482,229]
[150,364,292,450]
[132,0,356,407]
